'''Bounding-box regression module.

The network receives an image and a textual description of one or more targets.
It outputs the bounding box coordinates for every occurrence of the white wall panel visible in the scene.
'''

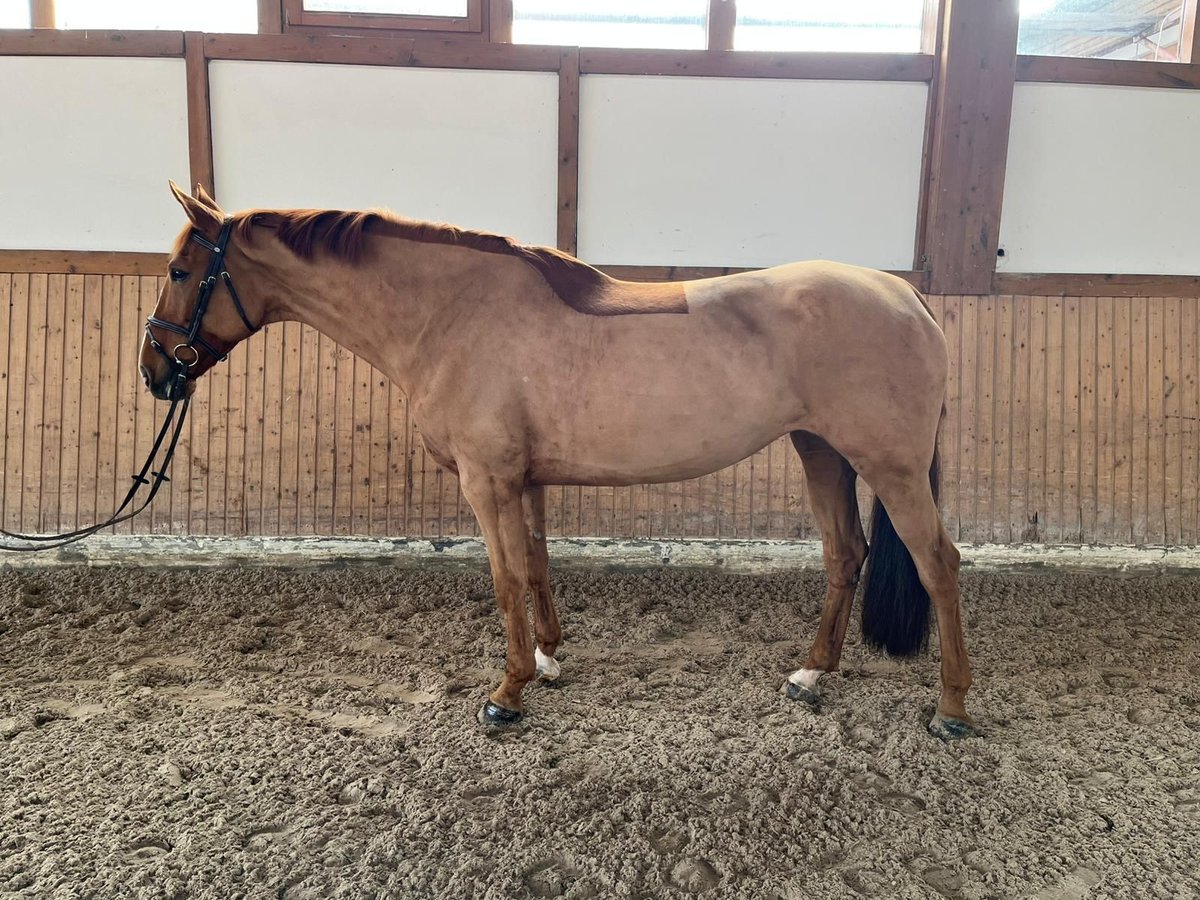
[999,83,1200,274]
[577,75,927,269]
[0,57,190,252]
[210,61,559,247]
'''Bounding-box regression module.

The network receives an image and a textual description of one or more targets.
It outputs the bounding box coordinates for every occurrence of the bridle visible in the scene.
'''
[144,218,260,397]
[0,218,260,551]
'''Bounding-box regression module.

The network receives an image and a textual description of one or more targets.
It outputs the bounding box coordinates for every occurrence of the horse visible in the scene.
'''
[140,182,974,740]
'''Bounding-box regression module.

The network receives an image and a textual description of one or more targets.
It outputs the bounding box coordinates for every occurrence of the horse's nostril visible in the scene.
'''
[139,365,151,387]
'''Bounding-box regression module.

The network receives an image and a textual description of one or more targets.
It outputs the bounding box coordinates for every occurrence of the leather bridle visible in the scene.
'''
[0,219,259,551]
[144,218,260,397]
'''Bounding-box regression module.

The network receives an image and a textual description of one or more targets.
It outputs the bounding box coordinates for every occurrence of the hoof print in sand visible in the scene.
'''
[523,856,578,898]
[1033,867,1101,900]
[461,784,503,808]
[841,866,891,896]
[1101,670,1138,691]
[648,826,690,854]
[1126,705,1161,726]
[920,864,966,899]
[243,824,290,850]
[1173,798,1200,817]
[125,836,172,863]
[668,858,720,894]
[850,772,926,816]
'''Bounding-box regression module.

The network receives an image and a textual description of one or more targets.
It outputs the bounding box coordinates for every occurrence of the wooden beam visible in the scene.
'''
[488,0,512,43]
[283,0,483,33]
[993,273,1200,298]
[203,32,561,70]
[258,0,283,34]
[31,0,54,28]
[707,0,736,52]
[0,29,184,56]
[4,253,1194,299]
[1182,0,1200,63]
[923,0,1019,295]
[557,49,580,256]
[1017,55,1200,89]
[185,32,215,196]
[0,251,168,275]
[913,0,948,270]
[581,48,934,80]
[920,0,941,53]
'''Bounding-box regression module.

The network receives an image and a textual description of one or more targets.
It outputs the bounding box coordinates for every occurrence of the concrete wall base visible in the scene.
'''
[3,535,1199,576]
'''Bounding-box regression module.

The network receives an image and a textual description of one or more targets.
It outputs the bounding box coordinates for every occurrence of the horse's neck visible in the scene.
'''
[270,239,507,395]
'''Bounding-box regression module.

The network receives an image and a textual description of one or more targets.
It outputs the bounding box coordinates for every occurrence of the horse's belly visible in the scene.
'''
[528,406,790,487]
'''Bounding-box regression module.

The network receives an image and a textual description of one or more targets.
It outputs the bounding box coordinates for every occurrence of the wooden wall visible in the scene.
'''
[2,271,1196,545]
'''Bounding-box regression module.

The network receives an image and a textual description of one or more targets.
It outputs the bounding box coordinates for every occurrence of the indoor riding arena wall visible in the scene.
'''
[1,279,1196,546]
[2,34,1198,548]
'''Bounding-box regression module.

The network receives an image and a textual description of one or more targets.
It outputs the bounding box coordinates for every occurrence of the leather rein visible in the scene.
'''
[0,219,259,551]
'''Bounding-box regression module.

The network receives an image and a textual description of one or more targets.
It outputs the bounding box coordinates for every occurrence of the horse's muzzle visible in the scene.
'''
[143,365,194,401]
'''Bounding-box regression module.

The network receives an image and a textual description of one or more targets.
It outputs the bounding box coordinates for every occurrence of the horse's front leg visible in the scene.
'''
[460,467,537,726]
[523,486,562,682]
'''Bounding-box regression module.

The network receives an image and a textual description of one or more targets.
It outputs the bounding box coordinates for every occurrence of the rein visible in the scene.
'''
[0,218,259,552]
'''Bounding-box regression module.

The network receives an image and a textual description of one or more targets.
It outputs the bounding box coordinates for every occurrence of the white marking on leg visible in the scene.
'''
[787,668,823,689]
[535,647,560,681]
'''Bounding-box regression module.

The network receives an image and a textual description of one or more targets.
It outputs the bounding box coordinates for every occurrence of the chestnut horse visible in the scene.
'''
[141,183,973,740]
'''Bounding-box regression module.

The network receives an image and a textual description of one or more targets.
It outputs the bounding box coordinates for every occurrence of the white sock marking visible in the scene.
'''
[535,647,560,681]
[787,668,823,689]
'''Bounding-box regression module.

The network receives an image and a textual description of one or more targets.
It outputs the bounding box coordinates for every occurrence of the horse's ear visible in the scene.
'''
[192,182,222,214]
[169,179,221,232]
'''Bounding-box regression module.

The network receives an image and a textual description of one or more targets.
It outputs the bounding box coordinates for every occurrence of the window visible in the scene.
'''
[289,0,481,31]
[1,0,31,28]
[512,1,708,50]
[53,0,258,32]
[1018,0,1186,61]
[302,0,468,14]
[733,0,927,53]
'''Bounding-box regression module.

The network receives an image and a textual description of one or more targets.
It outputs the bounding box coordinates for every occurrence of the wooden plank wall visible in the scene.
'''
[2,272,1197,545]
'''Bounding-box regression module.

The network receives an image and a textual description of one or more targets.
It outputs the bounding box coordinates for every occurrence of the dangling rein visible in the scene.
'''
[0,382,191,551]
[0,219,257,553]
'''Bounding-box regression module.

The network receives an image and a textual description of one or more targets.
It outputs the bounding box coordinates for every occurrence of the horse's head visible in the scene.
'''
[139,181,264,400]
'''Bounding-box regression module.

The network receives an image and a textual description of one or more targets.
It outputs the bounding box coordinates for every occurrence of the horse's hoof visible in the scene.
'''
[477,700,523,728]
[535,648,561,682]
[928,712,977,741]
[783,680,821,710]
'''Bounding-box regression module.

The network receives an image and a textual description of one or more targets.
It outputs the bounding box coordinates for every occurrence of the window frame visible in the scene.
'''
[283,0,484,34]
[1015,0,1200,65]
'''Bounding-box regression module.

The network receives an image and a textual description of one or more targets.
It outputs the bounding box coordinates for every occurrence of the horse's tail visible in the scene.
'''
[859,424,941,657]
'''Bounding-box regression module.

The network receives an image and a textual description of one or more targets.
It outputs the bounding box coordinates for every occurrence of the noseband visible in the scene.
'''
[1,218,260,551]
[144,218,260,396]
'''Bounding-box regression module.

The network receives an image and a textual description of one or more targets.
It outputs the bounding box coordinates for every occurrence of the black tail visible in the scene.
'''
[860,446,940,657]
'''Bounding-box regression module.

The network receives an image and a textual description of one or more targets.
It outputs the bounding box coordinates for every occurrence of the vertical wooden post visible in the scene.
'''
[184,32,216,197]
[258,0,284,34]
[913,0,947,269]
[557,48,580,255]
[489,0,513,43]
[32,0,55,28]
[920,0,941,53]
[1182,0,1200,63]
[707,0,736,51]
[922,0,1020,295]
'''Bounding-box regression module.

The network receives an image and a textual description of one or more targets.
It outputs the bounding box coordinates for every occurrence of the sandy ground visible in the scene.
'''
[0,565,1198,900]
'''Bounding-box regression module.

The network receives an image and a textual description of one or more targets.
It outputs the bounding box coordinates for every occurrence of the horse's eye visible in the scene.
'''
[170,268,189,283]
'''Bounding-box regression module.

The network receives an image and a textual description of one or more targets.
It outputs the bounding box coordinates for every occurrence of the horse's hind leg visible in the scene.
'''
[523,486,562,681]
[783,431,867,707]
[868,469,973,738]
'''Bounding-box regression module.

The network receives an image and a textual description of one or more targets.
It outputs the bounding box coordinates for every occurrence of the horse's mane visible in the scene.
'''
[229,208,639,315]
